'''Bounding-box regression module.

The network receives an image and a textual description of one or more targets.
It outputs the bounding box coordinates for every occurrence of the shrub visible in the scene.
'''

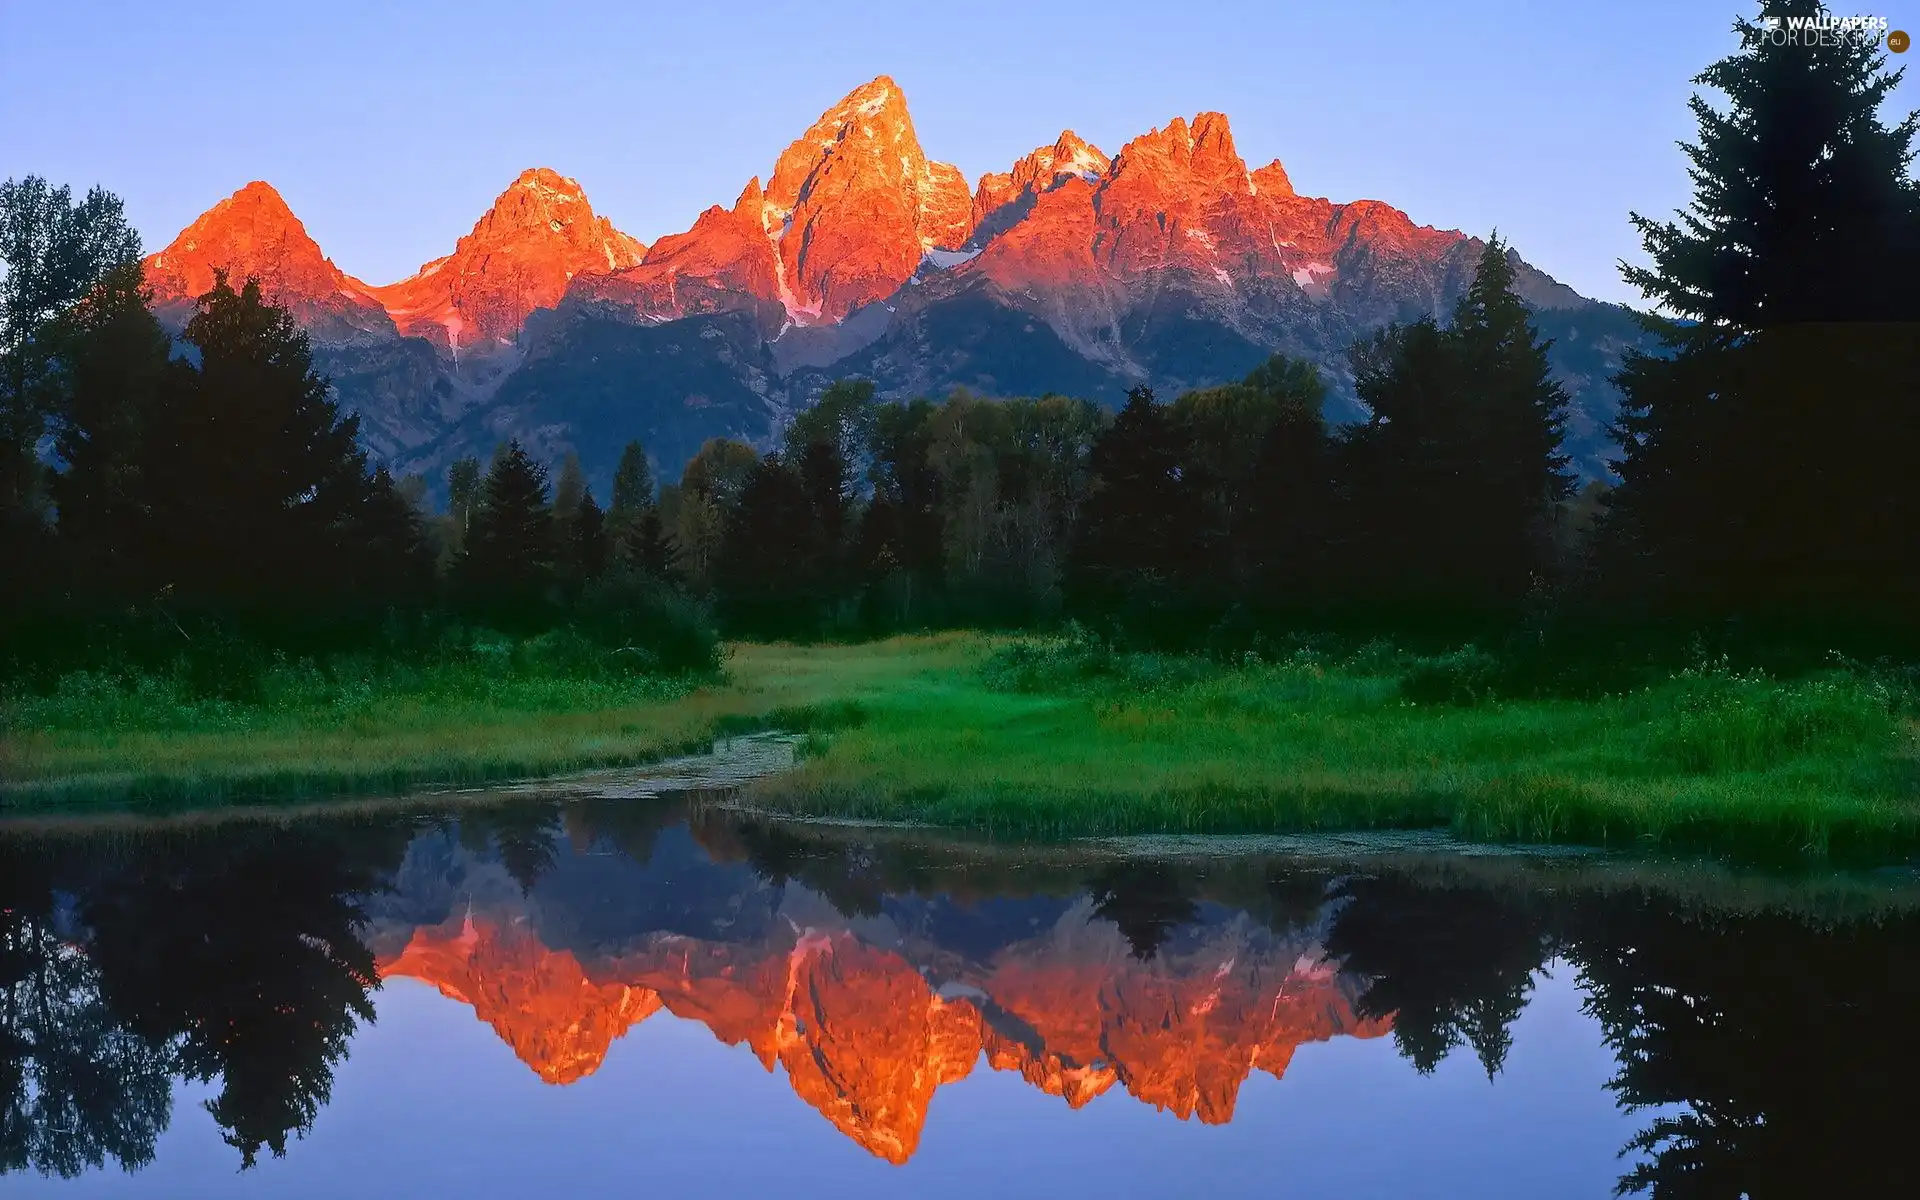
[1645,659,1902,773]
[571,571,722,675]
[1397,646,1503,707]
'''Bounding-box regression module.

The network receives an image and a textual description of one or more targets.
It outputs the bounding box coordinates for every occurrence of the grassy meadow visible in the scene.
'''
[5,629,1919,859]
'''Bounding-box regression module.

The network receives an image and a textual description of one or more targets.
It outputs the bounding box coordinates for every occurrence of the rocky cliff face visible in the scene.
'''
[570,75,975,332]
[146,76,1643,490]
[368,168,645,354]
[143,181,395,344]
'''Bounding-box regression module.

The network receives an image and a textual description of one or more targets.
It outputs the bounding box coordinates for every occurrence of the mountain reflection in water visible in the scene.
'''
[2,793,1916,1197]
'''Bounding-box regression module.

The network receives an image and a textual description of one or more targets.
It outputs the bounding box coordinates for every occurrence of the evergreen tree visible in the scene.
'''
[1064,386,1202,641]
[1336,238,1572,622]
[49,263,183,608]
[859,399,945,627]
[609,439,655,519]
[714,454,826,635]
[606,439,675,576]
[341,466,434,617]
[457,439,556,627]
[1240,358,1335,616]
[1446,236,1575,603]
[671,438,760,591]
[139,273,370,630]
[568,488,610,590]
[551,451,585,527]
[1606,0,1920,632]
[629,505,678,580]
[783,379,874,615]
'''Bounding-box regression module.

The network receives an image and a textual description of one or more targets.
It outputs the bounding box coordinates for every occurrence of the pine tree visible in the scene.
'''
[568,489,610,591]
[1334,238,1572,623]
[1238,357,1334,616]
[1065,386,1202,640]
[1606,0,1920,632]
[715,454,826,635]
[606,439,673,576]
[49,263,183,607]
[859,399,945,627]
[140,273,370,629]
[629,505,678,580]
[672,438,759,590]
[1446,236,1574,607]
[784,380,873,615]
[458,439,556,627]
[1336,318,1464,614]
[343,466,434,616]
[609,439,654,519]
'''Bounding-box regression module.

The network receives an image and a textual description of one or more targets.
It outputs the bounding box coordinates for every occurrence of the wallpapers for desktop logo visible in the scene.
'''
[1753,13,1908,50]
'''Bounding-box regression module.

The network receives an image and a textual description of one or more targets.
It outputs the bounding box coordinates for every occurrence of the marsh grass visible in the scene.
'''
[8,629,1919,859]
[0,635,977,808]
[745,631,1920,860]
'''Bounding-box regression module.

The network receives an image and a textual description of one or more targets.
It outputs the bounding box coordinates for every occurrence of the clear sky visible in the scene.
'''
[3,1,1914,305]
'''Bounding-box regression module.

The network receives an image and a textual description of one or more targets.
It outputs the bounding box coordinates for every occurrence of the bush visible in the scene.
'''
[983,621,1225,696]
[982,622,1119,692]
[1397,646,1503,707]
[571,570,722,675]
[1645,658,1902,773]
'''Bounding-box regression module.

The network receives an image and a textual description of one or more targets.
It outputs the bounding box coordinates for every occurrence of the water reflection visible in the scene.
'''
[1,796,1916,1195]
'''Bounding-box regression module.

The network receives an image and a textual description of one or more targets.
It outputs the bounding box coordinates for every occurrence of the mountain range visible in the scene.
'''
[142,75,1647,491]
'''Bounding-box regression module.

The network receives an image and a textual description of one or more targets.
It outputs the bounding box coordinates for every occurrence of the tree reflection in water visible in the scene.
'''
[0,817,411,1171]
[2,803,1916,1195]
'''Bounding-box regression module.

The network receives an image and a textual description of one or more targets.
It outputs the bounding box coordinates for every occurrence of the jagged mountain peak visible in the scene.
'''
[368,167,646,353]
[1112,110,1252,194]
[745,75,975,321]
[142,179,394,343]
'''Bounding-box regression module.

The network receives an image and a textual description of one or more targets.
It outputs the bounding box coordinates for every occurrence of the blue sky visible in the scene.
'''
[3,1,1913,304]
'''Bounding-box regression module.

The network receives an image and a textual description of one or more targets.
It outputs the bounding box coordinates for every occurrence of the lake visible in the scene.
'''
[2,767,1915,1197]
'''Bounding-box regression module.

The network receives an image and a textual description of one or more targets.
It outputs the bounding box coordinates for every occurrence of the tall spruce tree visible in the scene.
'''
[1239,357,1335,616]
[610,440,654,518]
[715,454,825,635]
[1065,386,1202,641]
[341,466,434,617]
[1338,238,1571,622]
[458,440,556,627]
[859,399,946,627]
[566,489,610,592]
[1606,0,1920,632]
[49,263,183,608]
[783,379,874,613]
[139,273,370,630]
[607,439,675,577]
[447,456,480,537]
[1447,236,1575,603]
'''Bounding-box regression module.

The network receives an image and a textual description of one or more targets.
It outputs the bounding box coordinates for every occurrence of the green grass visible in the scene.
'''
[0,635,974,809]
[7,630,1919,860]
[737,633,1920,860]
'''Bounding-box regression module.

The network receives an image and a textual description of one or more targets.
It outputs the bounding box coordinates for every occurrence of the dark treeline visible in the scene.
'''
[0,814,418,1173]
[0,243,715,682]
[3,1,1917,684]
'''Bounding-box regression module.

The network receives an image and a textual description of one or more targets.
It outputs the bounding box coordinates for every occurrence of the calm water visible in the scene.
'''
[2,783,1915,1197]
